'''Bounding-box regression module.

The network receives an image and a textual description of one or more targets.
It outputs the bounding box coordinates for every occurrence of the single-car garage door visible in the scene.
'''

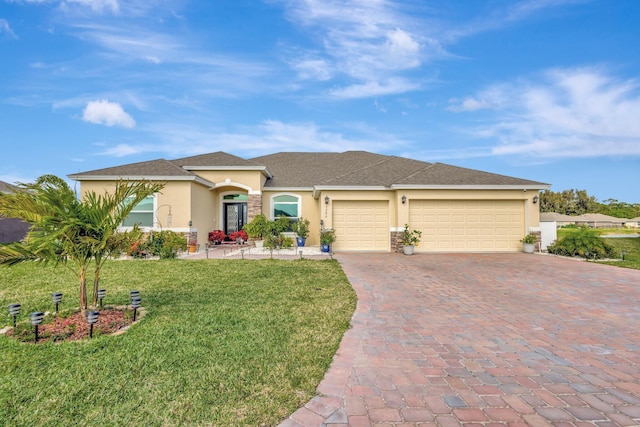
[333,200,389,251]
[409,200,524,252]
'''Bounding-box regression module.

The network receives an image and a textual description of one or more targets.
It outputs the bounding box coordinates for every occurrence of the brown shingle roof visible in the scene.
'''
[172,151,263,168]
[68,159,195,179]
[69,151,550,189]
[394,163,547,186]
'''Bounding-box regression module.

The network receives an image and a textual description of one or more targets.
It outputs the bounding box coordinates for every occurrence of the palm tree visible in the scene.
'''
[0,175,164,310]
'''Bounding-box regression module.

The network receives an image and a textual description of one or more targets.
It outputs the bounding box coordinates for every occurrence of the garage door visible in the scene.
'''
[333,200,389,251]
[409,200,524,252]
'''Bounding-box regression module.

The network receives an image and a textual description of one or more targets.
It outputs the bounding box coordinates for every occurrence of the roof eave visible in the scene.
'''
[67,174,216,188]
[390,184,552,190]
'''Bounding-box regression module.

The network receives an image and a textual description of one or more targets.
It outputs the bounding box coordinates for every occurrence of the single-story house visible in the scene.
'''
[68,151,550,253]
[573,213,627,228]
[540,212,580,227]
[0,181,30,244]
[625,217,640,228]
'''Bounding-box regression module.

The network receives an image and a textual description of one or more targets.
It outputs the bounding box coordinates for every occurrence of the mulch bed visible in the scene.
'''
[5,308,139,343]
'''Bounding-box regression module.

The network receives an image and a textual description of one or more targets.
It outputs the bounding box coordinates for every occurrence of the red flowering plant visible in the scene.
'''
[208,230,227,244]
[128,240,148,258]
[229,230,248,243]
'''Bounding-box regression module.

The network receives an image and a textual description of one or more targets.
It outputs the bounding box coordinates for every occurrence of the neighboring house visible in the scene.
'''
[573,213,627,228]
[540,212,579,227]
[624,217,640,228]
[0,180,30,244]
[68,151,550,253]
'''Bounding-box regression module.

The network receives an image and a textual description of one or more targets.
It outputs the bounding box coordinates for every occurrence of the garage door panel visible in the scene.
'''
[410,200,524,252]
[333,200,389,251]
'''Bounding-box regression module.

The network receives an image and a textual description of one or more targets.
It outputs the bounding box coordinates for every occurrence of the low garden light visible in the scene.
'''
[622,250,627,261]
[86,310,99,339]
[97,289,106,308]
[30,311,44,343]
[51,292,63,315]
[8,303,21,328]
[131,290,141,322]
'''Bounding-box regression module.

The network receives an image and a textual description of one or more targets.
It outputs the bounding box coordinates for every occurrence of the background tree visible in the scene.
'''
[0,175,164,310]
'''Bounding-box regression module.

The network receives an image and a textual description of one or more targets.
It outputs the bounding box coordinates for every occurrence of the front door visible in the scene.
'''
[224,203,247,236]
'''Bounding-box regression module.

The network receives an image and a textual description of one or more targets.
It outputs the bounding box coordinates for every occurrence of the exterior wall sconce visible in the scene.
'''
[324,196,330,205]
[401,195,407,204]
[533,195,539,204]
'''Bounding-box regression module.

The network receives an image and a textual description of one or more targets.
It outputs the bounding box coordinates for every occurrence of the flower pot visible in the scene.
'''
[402,245,415,255]
[254,239,264,249]
[296,237,306,247]
[321,243,331,253]
[523,243,535,254]
[189,245,196,253]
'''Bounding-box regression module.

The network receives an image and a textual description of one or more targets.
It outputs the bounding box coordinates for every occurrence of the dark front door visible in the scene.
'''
[224,203,247,236]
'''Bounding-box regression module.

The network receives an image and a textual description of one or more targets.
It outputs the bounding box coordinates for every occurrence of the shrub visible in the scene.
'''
[229,230,248,242]
[208,230,227,243]
[547,227,615,259]
[147,230,187,259]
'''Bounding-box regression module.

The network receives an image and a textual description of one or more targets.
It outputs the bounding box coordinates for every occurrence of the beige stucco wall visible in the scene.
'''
[189,170,264,193]
[262,190,321,245]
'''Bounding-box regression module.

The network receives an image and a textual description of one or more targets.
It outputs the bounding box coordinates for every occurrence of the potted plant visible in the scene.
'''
[520,234,537,253]
[291,217,311,247]
[229,230,248,244]
[243,214,270,248]
[319,228,336,253]
[401,224,422,255]
[208,229,226,245]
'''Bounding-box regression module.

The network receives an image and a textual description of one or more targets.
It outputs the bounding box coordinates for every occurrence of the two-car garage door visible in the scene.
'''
[330,199,524,252]
[409,200,524,252]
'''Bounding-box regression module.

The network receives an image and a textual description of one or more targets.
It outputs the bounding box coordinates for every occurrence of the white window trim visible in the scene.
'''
[120,193,158,231]
[270,193,301,220]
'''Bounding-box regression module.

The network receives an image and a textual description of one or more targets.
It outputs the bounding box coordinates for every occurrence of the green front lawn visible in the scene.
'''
[0,259,356,426]
[600,237,640,270]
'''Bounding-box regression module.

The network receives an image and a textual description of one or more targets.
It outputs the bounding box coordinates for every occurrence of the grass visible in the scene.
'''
[556,227,640,270]
[0,259,357,426]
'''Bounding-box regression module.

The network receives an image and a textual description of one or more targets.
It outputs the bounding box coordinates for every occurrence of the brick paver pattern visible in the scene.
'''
[280,253,640,427]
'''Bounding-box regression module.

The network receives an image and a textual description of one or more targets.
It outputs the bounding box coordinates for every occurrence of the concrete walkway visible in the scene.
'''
[281,253,640,426]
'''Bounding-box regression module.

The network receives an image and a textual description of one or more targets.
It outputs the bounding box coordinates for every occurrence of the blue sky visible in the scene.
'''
[1,0,639,203]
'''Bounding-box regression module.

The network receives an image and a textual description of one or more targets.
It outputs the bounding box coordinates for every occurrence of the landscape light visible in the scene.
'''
[86,310,99,339]
[51,292,63,315]
[131,291,141,322]
[30,311,44,343]
[8,304,21,328]
[97,289,106,308]
[622,250,627,261]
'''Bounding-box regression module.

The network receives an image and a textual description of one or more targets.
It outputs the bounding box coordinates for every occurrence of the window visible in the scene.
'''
[272,194,300,220]
[122,195,154,227]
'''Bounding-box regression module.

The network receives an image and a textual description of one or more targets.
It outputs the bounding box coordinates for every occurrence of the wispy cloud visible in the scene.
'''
[95,119,404,158]
[82,99,136,128]
[278,0,435,98]
[0,19,18,39]
[451,67,640,158]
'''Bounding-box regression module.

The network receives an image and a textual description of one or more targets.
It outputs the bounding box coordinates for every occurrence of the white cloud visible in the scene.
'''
[455,68,640,158]
[63,0,119,14]
[329,77,421,99]
[280,0,433,97]
[82,99,136,128]
[0,19,18,39]
[95,119,403,159]
[447,97,491,112]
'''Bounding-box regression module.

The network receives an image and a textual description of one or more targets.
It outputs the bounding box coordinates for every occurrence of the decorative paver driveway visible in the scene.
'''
[281,253,640,426]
